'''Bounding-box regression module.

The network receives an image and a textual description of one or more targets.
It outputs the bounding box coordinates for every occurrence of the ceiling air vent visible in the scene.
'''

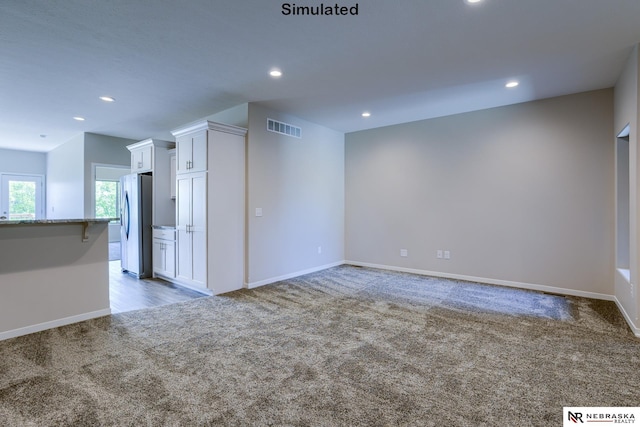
[267,118,301,139]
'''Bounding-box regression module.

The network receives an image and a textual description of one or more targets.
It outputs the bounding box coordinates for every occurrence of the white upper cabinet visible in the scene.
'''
[126,138,176,227]
[127,139,174,174]
[130,144,153,173]
[176,131,207,174]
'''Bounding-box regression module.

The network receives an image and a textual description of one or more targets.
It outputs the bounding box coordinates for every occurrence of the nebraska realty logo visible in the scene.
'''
[564,407,639,425]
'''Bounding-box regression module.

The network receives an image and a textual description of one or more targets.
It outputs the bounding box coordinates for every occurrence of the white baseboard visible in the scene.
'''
[345,260,615,301]
[613,297,640,338]
[0,308,112,342]
[246,261,346,289]
[156,274,213,296]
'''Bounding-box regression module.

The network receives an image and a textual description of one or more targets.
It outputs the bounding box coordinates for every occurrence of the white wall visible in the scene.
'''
[614,44,639,332]
[345,89,614,298]
[46,134,84,219]
[206,103,248,128]
[0,148,46,175]
[246,103,345,286]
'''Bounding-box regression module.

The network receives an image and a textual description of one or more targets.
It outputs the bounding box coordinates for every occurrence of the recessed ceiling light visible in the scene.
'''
[505,81,519,88]
[466,0,483,4]
[269,69,282,78]
[362,112,371,118]
[73,116,85,121]
[99,96,115,102]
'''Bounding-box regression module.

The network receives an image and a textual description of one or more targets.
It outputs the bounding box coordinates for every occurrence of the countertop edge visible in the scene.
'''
[0,218,117,226]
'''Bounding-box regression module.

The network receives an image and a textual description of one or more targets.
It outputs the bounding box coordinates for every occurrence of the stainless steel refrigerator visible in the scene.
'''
[120,173,152,278]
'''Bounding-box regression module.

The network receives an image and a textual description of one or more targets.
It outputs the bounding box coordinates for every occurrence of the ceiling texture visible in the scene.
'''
[2,0,640,152]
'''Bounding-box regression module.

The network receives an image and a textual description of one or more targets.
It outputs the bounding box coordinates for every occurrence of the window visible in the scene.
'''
[93,165,129,223]
[95,180,120,220]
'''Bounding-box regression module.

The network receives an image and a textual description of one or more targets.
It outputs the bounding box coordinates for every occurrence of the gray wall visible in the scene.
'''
[46,134,84,219]
[83,133,135,217]
[246,103,345,286]
[46,132,134,219]
[614,44,639,328]
[345,89,614,296]
[0,148,46,175]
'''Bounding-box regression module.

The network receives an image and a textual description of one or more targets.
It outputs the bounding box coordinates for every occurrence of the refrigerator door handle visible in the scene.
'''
[124,191,130,240]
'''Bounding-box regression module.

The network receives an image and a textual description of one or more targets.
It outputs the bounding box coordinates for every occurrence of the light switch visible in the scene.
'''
[444,250,450,260]
[255,208,263,217]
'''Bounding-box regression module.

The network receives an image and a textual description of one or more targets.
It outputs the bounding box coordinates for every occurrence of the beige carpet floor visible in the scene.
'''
[0,265,638,426]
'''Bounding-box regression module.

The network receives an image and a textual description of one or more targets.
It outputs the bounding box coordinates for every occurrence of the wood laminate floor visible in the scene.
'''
[109,261,207,314]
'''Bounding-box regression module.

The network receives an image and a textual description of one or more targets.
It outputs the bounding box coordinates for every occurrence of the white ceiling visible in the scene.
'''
[2,0,640,152]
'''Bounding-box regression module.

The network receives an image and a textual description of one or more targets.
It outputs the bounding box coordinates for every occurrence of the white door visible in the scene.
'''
[176,135,193,174]
[176,174,193,282]
[191,173,207,286]
[191,131,207,172]
[0,174,44,220]
[120,175,131,271]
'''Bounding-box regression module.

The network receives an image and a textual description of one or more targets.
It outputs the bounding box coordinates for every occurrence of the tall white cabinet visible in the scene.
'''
[171,120,247,295]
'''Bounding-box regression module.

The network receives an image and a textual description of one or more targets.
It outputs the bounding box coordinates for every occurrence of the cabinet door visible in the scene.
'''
[165,240,176,278]
[190,131,207,172]
[175,172,207,287]
[170,154,176,199]
[191,173,207,286]
[153,239,165,274]
[176,135,192,174]
[176,131,207,174]
[175,175,192,282]
[132,146,153,172]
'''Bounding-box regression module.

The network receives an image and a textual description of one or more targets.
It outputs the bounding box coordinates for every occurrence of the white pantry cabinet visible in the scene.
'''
[171,120,247,295]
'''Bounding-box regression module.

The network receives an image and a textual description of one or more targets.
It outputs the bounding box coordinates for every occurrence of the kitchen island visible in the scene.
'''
[0,219,113,340]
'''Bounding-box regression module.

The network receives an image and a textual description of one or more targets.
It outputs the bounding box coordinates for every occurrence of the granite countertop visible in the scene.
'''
[152,225,176,229]
[0,218,117,226]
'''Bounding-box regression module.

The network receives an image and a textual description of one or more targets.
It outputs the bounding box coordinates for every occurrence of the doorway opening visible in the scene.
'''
[0,174,44,220]
[91,164,130,261]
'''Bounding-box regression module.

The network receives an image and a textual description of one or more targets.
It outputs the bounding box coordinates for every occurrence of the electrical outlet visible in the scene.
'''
[400,249,408,257]
[444,250,450,260]
[255,208,263,217]
[437,250,443,259]
[318,246,322,254]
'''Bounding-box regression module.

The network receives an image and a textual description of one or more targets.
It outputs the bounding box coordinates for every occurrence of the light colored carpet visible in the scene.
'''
[0,265,638,426]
